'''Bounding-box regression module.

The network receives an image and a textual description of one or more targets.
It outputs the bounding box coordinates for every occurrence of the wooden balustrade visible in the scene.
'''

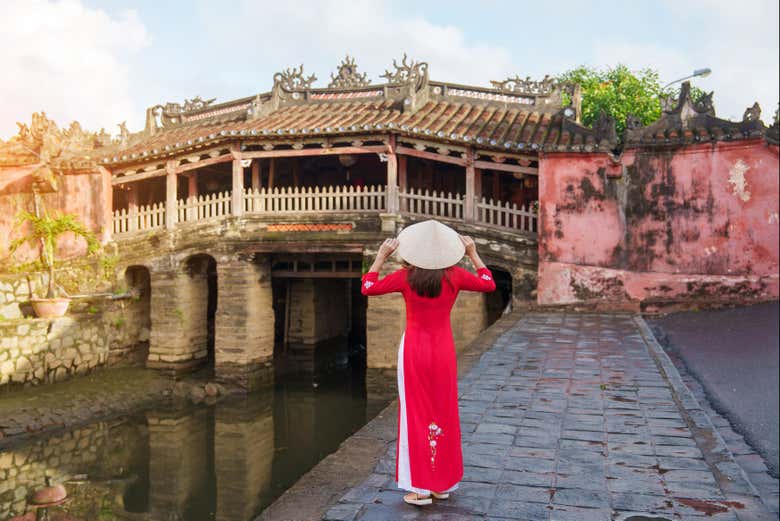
[111,185,537,236]
[244,185,386,213]
[112,202,165,234]
[476,197,537,234]
[177,191,232,222]
[399,187,463,220]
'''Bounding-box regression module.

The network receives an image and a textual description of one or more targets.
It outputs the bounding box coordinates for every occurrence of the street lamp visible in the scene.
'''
[663,68,712,89]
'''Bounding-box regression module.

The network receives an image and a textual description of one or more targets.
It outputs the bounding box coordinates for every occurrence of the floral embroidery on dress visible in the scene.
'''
[480,273,492,281]
[363,280,374,289]
[428,422,443,469]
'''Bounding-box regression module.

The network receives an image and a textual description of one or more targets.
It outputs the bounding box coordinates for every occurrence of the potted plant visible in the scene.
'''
[9,208,100,318]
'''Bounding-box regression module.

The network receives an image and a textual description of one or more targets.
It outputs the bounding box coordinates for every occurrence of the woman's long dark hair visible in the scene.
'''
[403,261,452,298]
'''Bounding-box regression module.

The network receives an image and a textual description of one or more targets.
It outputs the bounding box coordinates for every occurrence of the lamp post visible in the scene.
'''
[663,68,712,89]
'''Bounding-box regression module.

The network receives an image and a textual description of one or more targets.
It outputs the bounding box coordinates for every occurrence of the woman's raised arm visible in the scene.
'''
[453,235,496,292]
[361,238,406,296]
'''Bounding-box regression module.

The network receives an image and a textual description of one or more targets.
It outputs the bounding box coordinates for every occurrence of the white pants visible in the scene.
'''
[396,332,460,495]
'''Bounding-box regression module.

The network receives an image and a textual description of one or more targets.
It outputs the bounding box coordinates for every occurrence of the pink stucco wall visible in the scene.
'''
[0,165,112,269]
[538,140,780,311]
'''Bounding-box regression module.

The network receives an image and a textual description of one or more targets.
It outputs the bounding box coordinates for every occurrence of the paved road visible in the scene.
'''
[323,313,773,521]
[650,302,779,477]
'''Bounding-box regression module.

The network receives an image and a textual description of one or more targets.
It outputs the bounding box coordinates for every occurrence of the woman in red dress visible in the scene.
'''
[361,220,496,506]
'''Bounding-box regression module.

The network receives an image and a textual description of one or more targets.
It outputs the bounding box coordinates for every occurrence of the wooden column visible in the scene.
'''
[398,155,407,212]
[474,167,482,222]
[187,175,198,221]
[251,160,261,190]
[386,136,399,214]
[292,160,301,187]
[267,159,275,189]
[232,150,244,217]
[165,160,177,230]
[127,185,138,232]
[464,149,476,223]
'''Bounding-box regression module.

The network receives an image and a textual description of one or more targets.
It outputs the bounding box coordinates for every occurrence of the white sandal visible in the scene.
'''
[403,492,432,506]
[431,491,450,499]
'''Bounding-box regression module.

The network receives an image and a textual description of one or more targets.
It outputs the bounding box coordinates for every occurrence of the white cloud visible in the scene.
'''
[0,0,150,139]
[195,0,514,91]
[595,0,779,122]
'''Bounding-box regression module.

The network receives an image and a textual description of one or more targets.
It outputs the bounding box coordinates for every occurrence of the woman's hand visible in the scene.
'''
[378,238,399,259]
[459,235,477,257]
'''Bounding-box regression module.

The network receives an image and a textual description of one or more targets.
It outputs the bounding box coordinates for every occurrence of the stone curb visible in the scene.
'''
[634,315,775,520]
[255,310,523,521]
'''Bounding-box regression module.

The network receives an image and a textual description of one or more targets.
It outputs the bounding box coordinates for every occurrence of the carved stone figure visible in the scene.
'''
[743,102,761,122]
[381,54,429,89]
[328,55,370,88]
[490,75,554,96]
[273,64,317,91]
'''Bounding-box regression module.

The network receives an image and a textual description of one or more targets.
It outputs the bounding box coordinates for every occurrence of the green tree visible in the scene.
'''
[558,64,707,137]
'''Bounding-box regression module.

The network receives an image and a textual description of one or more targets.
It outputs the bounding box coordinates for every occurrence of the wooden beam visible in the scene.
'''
[396,145,467,167]
[271,271,361,279]
[174,153,233,174]
[241,145,387,160]
[473,160,538,175]
[112,168,166,186]
[248,242,365,253]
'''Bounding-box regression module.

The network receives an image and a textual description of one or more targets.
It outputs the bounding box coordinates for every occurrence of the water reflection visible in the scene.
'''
[0,353,396,521]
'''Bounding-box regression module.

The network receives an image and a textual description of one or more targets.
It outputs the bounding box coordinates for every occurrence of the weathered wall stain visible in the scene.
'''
[538,140,779,310]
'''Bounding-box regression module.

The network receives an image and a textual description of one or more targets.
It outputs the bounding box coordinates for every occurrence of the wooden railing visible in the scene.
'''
[112,202,165,234]
[244,185,386,213]
[177,191,232,223]
[112,184,537,236]
[476,197,537,233]
[399,187,463,220]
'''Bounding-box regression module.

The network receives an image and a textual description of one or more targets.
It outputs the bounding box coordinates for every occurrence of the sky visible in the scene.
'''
[1,0,778,139]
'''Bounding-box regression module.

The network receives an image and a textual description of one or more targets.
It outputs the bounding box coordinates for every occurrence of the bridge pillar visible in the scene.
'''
[214,399,274,521]
[147,263,211,373]
[286,278,350,345]
[146,409,210,518]
[364,254,406,369]
[214,255,275,390]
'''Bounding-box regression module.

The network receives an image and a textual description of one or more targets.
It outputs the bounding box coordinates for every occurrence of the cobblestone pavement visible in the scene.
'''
[323,313,776,521]
[0,367,173,448]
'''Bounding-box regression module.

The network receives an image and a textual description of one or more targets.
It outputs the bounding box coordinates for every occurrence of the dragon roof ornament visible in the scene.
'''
[490,75,555,96]
[273,64,317,91]
[328,55,371,88]
[380,54,428,89]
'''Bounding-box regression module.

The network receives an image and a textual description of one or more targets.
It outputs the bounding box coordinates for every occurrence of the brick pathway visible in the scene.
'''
[322,313,775,521]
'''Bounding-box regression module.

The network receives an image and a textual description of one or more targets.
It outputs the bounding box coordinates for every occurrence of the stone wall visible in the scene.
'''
[0,270,150,389]
[287,278,350,345]
[538,140,780,311]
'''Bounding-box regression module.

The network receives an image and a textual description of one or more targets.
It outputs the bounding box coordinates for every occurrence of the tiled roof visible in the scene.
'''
[97,56,615,166]
[624,82,767,148]
[100,97,617,166]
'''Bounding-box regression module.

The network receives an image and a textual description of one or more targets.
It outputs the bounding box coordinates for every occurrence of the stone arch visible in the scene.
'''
[113,265,152,365]
[486,264,513,323]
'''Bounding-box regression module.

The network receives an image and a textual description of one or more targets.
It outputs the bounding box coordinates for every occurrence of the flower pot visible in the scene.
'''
[30,298,71,318]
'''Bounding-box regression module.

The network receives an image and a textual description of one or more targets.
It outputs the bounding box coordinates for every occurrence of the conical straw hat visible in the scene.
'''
[396,219,465,269]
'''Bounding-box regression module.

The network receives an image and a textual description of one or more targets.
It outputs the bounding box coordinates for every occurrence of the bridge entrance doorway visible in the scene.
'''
[269,254,366,376]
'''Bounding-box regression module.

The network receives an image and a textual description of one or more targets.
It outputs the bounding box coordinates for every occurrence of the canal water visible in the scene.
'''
[0,347,396,521]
